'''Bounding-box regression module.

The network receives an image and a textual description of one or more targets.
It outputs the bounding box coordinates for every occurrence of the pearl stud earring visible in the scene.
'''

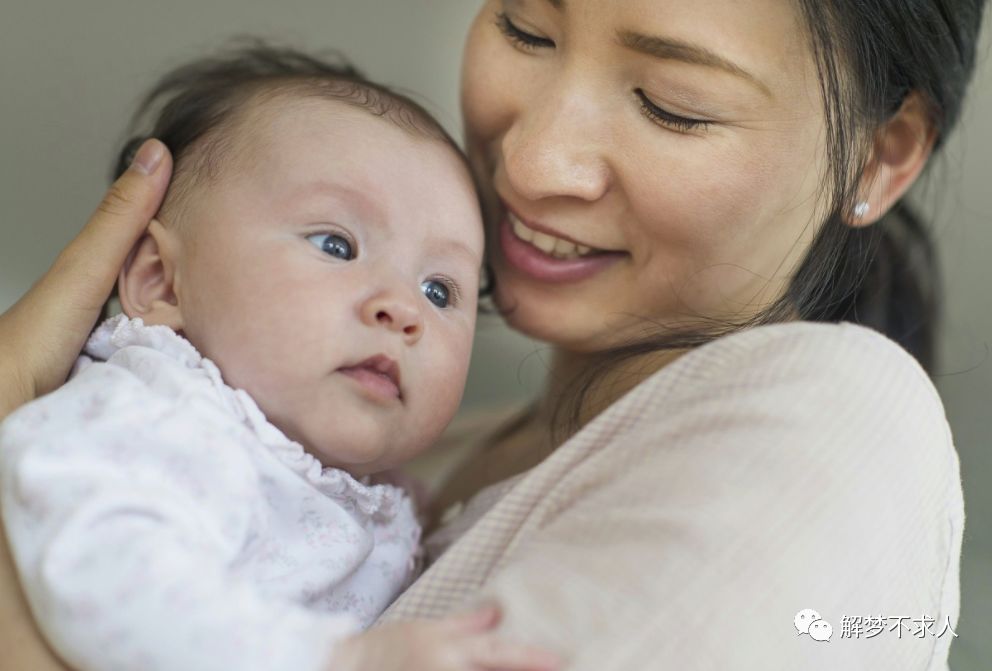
[853,202,870,219]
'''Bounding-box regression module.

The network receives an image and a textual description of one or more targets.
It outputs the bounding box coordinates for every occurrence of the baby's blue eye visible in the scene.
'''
[421,280,451,308]
[307,233,354,260]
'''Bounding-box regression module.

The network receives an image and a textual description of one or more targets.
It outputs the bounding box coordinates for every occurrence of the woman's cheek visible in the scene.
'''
[622,148,791,318]
[461,17,528,152]
[624,154,756,256]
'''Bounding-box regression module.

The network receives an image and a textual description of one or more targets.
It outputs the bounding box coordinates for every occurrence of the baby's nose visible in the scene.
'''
[360,290,424,344]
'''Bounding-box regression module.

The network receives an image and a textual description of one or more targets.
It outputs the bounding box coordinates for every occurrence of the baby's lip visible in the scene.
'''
[338,354,402,399]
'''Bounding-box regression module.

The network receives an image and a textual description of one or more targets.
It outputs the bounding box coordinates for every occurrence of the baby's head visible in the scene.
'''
[114,44,484,476]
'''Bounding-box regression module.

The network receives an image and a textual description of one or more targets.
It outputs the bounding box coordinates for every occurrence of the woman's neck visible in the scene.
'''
[530,345,688,445]
[425,340,690,526]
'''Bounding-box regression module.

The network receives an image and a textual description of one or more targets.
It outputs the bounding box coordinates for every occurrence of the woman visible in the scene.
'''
[2,0,985,668]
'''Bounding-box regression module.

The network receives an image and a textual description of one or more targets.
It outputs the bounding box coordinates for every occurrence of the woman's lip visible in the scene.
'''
[338,367,401,403]
[497,213,625,284]
[504,205,598,250]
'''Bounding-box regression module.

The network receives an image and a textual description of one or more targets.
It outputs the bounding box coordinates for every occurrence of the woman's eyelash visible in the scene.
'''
[635,89,711,133]
[494,12,555,50]
[491,16,707,134]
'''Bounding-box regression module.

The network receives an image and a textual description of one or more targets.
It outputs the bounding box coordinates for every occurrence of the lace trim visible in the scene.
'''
[84,316,404,519]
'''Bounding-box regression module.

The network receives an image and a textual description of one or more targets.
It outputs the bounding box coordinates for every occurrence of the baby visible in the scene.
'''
[0,45,558,671]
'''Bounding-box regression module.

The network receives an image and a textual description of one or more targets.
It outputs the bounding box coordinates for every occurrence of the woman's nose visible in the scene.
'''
[359,289,424,345]
[501,83,613,203]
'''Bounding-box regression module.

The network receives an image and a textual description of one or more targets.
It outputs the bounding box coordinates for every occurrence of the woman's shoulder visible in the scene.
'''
[474,322,963,671]
[680,318,930,377]
[575,317,961,582]
[614,319,956,491]
[656,319,943,410]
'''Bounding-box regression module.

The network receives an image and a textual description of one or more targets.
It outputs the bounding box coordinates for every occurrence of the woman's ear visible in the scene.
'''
[846,91,937,228]
[117,219,184,330]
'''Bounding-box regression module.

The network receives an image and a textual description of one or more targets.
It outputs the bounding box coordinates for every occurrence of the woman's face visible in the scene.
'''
[462,0,830,352]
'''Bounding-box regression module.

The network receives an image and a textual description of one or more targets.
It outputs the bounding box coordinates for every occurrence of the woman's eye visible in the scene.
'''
[307,233,355,260]
[421,279,453,309]
[495,12,555,50]
[635,89,711,133]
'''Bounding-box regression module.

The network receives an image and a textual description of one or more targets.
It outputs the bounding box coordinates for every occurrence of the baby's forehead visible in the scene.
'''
[193,91,471,201]
[228,95,474,197]
[171,89,473,217]
[223,85,460,162]
[182,92,483,256]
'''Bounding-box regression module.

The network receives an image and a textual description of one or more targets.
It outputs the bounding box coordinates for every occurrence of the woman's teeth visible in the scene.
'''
[509,212,595,259]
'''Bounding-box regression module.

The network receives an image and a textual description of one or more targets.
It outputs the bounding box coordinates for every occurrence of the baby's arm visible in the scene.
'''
[0,364,356,671]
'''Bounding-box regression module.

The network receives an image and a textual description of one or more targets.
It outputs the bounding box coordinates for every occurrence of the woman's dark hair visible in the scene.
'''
[790,0,986,370]
[545,0,988,435]
[103,39,468,319]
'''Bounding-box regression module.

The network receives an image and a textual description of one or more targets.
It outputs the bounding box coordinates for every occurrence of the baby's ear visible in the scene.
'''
[117,219,184,331]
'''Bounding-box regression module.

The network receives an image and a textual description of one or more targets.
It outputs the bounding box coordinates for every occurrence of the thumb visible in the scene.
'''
[10,139,172,397]
[47,138,173,312]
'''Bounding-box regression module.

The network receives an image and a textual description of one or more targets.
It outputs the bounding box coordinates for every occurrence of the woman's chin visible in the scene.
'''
[493,284,616,353]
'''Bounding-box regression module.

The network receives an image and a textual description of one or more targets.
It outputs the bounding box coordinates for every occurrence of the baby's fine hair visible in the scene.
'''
[100,39,477,321]
[111,39,467,212]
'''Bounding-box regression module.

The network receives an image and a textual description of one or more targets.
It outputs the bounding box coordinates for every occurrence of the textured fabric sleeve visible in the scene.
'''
[0,362,359,671]
[472,323,962,670]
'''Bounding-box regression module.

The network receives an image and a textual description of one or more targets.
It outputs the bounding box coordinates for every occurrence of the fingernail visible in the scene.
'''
[130,139,164,175]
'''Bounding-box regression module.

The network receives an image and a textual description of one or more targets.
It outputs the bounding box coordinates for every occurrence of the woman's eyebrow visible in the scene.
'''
[507,0,563,11]
[618,30,773,99]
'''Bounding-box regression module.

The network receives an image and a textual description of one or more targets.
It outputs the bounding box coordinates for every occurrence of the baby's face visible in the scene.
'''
[171,99,484,475]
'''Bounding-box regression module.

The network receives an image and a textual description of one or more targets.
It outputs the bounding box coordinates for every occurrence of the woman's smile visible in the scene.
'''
[497,207,627,284]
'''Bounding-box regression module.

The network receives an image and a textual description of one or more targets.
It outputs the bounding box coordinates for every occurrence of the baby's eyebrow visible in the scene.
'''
[293,180,384,223]
[430,237,483,273]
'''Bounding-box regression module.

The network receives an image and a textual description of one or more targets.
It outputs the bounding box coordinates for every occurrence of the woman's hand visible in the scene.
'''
[0,138,171,671]
[0,139,172,421]
[330,603,563,671]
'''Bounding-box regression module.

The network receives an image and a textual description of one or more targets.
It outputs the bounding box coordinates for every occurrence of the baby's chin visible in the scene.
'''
[283,419,405,478]
[260,392,452,477]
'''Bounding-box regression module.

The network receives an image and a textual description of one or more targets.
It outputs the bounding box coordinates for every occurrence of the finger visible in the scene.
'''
[45,138,172,313]
[10,139,172,396]
[467,634,563,671]
[442,603,502,635]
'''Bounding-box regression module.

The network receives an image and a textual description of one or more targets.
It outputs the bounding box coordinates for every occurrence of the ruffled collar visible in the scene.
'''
[84,315,403,520]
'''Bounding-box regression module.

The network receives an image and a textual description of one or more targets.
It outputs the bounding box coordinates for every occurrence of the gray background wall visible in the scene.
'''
[1,1,989,666]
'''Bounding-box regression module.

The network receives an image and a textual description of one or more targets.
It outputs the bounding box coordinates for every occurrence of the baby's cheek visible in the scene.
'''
[415,341,472,439]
